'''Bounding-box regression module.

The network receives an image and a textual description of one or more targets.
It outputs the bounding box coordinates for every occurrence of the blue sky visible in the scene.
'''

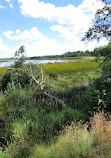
[0,0,108,58]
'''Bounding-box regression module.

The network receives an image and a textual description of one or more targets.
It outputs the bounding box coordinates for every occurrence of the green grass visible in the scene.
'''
[44,60,98,75]
[5,112,111,158]
[31,124,94,158]
[44,59,100,91]
[0,151,6,158]
[0,67,7,78]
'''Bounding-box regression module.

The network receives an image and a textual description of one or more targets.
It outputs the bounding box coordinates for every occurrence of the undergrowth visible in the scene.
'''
[3,112,111,158]
[0,58,110,158]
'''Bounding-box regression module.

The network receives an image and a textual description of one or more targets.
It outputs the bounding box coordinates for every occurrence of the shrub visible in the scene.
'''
[49,73,58,80]
[0,71,11,91]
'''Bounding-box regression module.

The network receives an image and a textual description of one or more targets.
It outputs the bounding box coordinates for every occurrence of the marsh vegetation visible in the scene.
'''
[0,42,111,158]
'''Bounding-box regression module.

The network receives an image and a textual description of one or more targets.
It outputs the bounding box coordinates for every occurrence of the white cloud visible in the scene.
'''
[18,0,56,20]
[0,37,9,58]
[4,0,13,8]
[3,31,14,39]
[17,0,105,42]
[3,27,67,56]
[16,29,21,35]
[9,4,13,8]
[2,0,108,58]
[3,24,109,58]
[11,37,108,58]
[0,44,9,52]
[0,5,6,9]
[17,0,104,24]
[0,37,3,43]
[3,27,47,41]
[4,0,10,2]
[50,0,105,41]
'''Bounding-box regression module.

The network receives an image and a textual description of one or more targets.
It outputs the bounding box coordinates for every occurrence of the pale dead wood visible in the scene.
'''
[8,65,67,108]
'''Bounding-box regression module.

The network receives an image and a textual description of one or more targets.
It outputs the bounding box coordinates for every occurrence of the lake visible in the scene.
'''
[0,59,69,67]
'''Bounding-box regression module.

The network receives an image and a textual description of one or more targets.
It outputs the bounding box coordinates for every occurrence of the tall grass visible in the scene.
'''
[91,111,111,157]
[31,123,94,158]
[31,112,111,158]
[3,112,110,158]
[44,61,99,75]
[0,67,7,78]
[44,61,100,91]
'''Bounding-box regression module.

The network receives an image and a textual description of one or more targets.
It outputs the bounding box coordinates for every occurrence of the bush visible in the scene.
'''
[0,71,11,91]
[49,73,58,80]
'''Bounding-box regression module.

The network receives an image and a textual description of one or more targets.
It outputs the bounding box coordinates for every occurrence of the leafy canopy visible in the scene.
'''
[83,0,111,41]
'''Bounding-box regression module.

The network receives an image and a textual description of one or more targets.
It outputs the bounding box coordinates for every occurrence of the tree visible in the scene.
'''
[82,0,111,112]
[9,46,67,108]
[83,0,111,63]
[14,45,27,68]
[15,45,26,57]
[83,0,111,41]
[94,42,111,60]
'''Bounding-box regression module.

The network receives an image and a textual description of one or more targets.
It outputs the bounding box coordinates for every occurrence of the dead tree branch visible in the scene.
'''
[8,65,67,108]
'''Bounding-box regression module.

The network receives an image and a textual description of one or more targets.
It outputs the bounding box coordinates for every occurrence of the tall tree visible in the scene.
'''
[83,0,111,41]
[83,0,111,112]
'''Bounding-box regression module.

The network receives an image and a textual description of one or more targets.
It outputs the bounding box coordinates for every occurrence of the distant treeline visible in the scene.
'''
[29,50,95,60]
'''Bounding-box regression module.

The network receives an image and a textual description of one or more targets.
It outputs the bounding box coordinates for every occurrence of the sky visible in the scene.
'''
[0,0,109,58]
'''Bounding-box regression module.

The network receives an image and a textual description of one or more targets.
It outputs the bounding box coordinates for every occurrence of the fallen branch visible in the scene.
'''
[8,65,67,108]
[42,91,67,108]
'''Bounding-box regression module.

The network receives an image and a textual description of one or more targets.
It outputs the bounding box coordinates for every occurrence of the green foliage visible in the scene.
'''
[0,67,7,78]
[49,72,58,80]
[14,45,26,68]
[62,50,93,57]
[94,43,111,62]
[30,50,94,60]
[0,78,86,145]
[91,43,111,112]
[1,54,110,157]
[0,151,6,158]
[0,71,12,90]
[62,108,85,122]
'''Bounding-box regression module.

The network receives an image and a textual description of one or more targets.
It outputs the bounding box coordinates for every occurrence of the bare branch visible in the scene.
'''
[8,65,67,108]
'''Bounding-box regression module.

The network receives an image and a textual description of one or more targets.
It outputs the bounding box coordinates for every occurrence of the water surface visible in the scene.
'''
[0,59,69,67]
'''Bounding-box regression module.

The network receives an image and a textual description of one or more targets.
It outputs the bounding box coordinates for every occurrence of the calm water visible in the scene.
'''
[0,59,69,67]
